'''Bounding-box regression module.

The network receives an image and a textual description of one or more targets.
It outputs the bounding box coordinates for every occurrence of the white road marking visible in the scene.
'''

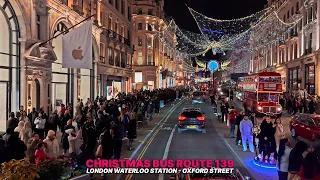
[158,124,177,180]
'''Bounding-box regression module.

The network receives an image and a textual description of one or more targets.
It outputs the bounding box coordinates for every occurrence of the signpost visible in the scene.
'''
[208,60,219,87]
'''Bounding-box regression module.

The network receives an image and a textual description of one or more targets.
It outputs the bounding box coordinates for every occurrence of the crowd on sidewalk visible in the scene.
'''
[281,89,320,115]
[213,90,320,180]
[1,87,189,179]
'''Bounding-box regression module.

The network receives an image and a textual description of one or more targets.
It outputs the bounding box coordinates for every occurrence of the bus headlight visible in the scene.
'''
[277,107,282,111]
[220,92,223,95]
[258,106,262,110]
[217,88,221,91]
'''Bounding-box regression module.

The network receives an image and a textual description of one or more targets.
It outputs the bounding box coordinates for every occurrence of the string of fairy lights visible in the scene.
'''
[153,3,304,73]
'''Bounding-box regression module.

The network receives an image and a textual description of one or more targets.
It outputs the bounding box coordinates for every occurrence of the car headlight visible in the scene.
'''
[220,92,223,95]
[258,106,262,110]
[217,88,221,91]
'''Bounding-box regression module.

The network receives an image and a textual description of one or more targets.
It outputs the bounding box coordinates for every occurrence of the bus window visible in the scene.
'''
[269,94,279,102]
[258,93,269,102]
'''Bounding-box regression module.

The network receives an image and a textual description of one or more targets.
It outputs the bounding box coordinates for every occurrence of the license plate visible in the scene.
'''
[196,97,200,100]
[187,125,196,129]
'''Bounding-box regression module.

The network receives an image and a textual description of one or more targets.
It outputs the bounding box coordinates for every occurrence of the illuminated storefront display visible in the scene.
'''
[305,63,315,95]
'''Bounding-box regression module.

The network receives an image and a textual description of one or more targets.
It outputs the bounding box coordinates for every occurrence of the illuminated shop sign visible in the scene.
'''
[243,84,256,90]
[197,78,211,82]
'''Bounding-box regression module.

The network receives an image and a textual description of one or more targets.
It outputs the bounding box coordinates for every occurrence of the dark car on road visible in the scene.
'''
[290,113,320,141]
[177,108,206,134]
[192,91,205,104]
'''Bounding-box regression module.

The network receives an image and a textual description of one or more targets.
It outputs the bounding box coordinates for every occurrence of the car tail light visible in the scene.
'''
[197,116,205,121]
[178,116,186,120]
[191,94,193,98]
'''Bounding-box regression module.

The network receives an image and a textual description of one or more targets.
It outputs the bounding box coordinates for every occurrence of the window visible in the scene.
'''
[309,33,312,51]
[258,93,269,102]
[137,52,143,65]
[148,8,153,15]
[108,48,114,65]
[127,30,131,40]
[115,0,119,10]
[296,2,299,12]
[128,7,131,21]
[291,6,294,15]
[269,94,279,102]
[100,43,105,63]
[134,72,142,83]
[294,43,298,59]
[287,11,290,19]
[147,24,153,31]
[138,8,142,14]
[147,52,153,65]
[286,47,289,62]
[108,17,112,29]
[114,22,118,33]
[305,63,315,95]
[288,67,299,91]
[121,26,124,36]
[109,0,112,5]
[138,23,142,30]
[147,37,152,47]
[138,37,142,46]
[36,15,41,40]
[121,0,125,15]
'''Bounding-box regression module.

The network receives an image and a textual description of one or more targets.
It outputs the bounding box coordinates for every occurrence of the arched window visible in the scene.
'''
[0,0,20,131]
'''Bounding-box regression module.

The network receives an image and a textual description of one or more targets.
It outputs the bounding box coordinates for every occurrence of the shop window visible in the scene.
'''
[135,72,142,83]
[147,52,153,65]
[305,64,315,95]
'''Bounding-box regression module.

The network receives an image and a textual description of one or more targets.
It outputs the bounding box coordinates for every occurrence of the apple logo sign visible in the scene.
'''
[72,46,84,60]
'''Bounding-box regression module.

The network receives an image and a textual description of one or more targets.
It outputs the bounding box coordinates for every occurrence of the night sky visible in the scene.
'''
[164,0,267,60]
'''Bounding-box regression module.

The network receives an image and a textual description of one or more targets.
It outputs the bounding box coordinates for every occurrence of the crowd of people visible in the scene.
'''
[214,88,320,180]
[281,90,320,115]
[1,87,188,179]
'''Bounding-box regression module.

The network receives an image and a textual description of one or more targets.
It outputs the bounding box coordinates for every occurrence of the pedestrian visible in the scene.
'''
[0,138,10,164]
[228,109,237,138]
[277,138,292,180]
[27,108,38,130]
[26,132,41,163]
[288,141,308,180]
[240,115,254,152]
[19,121,33,145]
[19,111,30,122]
[82,115,97,153]
[7,131,27,160]
[112,114,125,160]
[235,111,244,146]
[14,121,24,133]
[35,142,53,165]
[43,130,60,159]
[258,117,276,163]
[45,110,59,135]
[96,128,113,180]
[8,112,19,129]
[34,113,46,140]
[274,117,284,149]
[127,111,137,151]
[297,151,320,180]
[66,128,82,156]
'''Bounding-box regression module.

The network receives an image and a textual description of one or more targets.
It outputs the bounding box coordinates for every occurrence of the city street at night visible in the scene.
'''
[2,0,320,179]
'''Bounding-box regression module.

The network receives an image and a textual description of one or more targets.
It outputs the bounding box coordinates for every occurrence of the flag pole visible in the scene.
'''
[40,14,96,46]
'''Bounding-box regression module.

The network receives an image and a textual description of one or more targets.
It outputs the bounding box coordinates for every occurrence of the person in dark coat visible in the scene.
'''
[111,115,125,160]
[127,112,137,151]
[7,132,27,160]
[288,141,308,180]
[154,97,160,114]
[77,144,95,170]
[28,108,38,130]
[258,117,276,163]
[235,111,244,146]
[309,98,316,114]
[8,112,19,129]
[0,138,11,164]
[45,110,59,135]
[82,116,97,153]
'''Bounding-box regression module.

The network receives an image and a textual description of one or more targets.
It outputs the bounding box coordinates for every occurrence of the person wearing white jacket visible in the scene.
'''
[66,128,82,155]
[43,130,60,159]
[34,113,46,140]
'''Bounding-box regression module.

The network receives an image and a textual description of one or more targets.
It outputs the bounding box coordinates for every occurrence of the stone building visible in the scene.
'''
[131,0,177,90]
[251,0,320,95]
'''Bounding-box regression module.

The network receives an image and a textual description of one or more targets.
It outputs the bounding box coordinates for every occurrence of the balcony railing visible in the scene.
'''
[100,56,105,63]
[103,29,131,47]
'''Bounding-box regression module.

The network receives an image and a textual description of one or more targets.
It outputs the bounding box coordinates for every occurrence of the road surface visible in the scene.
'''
[119,99,251,180]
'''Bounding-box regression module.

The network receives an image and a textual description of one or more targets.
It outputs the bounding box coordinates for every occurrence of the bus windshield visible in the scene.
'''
[258,93,269,102]
[258,93,279,102]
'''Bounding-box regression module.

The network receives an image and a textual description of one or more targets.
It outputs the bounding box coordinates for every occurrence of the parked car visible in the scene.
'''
[290,113,320,141]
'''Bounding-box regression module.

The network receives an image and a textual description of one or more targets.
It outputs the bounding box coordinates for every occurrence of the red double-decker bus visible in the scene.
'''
[238,72,283,116]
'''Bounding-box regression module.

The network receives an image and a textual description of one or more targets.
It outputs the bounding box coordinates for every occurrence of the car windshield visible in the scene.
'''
[193,92,204,96]
[181,111,202,118]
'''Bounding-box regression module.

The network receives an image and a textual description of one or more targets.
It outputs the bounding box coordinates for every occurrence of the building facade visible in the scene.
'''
[131,0,177,90]
[97,0,134,100]
[251,0,320,95]
[0,0,108,132]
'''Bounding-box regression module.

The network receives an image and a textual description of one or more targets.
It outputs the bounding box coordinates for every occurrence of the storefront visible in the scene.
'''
[106,76,122,100]
[288,67,300,92]
[0,0,21,132]
[305,63,315,95]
